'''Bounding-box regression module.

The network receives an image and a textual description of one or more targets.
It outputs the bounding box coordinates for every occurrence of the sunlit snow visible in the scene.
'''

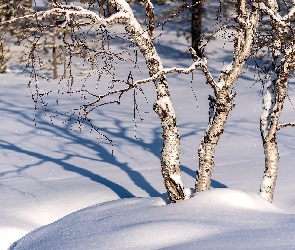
[1,3,295,250]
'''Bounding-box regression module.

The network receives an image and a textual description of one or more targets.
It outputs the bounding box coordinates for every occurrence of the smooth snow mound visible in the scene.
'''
[12,189,294,250]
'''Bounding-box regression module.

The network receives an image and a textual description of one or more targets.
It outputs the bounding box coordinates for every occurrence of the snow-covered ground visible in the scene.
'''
[1,5,295,249]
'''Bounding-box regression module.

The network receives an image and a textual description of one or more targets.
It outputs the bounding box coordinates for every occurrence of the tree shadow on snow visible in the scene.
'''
[0,93,160,198]
[0,84,227,201]
[181,165,227,189]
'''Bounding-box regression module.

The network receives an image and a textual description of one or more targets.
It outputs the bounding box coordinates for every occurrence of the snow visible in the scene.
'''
[221,62,233,74]
[154,96,175,118]
[2,3,295,250]
[217,78,226,89]
[11,189,293,250]
[170,173,184,188]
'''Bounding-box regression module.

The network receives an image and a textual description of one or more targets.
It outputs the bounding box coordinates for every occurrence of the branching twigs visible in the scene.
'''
[189,47,217,92]
[135,51,213,85]
[79,49,211,110]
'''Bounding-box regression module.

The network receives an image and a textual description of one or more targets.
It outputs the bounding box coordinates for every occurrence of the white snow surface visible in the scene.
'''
[2,7,295,250]
[11,190,293,250]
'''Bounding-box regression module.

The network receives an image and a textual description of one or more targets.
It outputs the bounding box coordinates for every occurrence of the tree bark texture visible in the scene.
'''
[196,91,232,192]
[258,0,295,202]
[195,0,260,193]
[260,139,279,202]
[259,31,281,202]
[110,0,186,202]
[259,48,294,202]
[153,85,185,202]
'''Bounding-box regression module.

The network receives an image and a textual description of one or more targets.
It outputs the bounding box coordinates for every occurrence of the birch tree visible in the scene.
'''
[1,0,211,203]
[257,0,295,202]
[192,0,260,192]
[5,0,290,204]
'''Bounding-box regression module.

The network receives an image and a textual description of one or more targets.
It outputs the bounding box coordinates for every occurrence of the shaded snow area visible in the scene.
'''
[2,6,295,250]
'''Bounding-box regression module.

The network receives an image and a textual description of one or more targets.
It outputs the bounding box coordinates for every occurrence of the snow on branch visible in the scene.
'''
[277,122,295,131]
[259,1,295,26]
[259,2,282,23]
[134,57,210,85]
[235,0,248,27]
[1,3,130,29]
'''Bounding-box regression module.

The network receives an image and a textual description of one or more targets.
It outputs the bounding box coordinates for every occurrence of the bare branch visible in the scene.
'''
[262,0,295,22]
[277,122,295,130]
[134,57,210,85]
[189,47,218,92]
[82,55,210,108]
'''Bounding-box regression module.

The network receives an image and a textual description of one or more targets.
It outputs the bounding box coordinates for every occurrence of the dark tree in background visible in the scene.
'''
[191,0,203,57]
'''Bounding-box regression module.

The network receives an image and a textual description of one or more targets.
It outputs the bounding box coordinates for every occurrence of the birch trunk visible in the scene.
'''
[196,91,232,191]
[52,26,57,79]
[153,78,185,202]
[0,38,6,73]
[259,46,293,202]
[259,0,291,203]
[259,33,281,202]
[109,0,186,202]
[195,0,259,192]
[260,139,279,202]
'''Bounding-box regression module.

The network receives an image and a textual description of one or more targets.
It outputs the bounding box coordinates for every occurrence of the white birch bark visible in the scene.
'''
[259,54,293,202]
[108,0,186,202]
[259,48,295,202]
[195,0,260,192]
[196,88,232,192]
[259,22,281,202]
[258,0,295,202]
[259,70,279,203]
